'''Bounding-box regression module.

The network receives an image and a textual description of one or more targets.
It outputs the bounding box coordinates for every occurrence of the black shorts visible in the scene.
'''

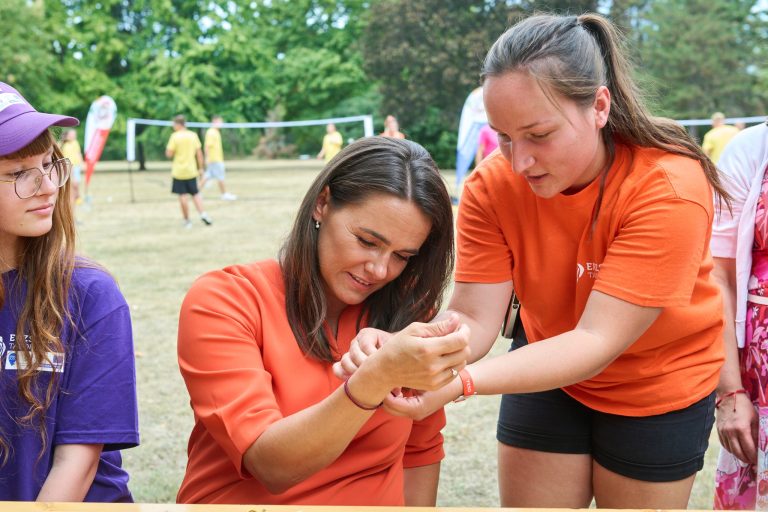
[497,340,715,482]
[172,177,199,195]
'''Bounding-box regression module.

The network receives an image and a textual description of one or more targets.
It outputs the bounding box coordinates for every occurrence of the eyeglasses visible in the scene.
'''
[0,158,71,199]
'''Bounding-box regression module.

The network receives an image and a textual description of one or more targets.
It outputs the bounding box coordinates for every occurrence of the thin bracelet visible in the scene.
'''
[343,380,382,411]
[715,388,748,412]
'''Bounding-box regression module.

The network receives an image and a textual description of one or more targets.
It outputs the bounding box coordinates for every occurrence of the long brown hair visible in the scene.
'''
[279,136,454,362]
[0,129,76,464]
[481,13,731,219]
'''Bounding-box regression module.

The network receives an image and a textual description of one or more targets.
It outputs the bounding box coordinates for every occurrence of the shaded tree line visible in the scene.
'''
[2,0,765,166]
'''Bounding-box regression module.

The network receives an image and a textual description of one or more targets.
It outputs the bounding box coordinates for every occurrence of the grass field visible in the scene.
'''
[77,160,718,507]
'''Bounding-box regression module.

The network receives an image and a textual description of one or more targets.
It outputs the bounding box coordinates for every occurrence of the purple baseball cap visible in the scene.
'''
[0,81,79,157]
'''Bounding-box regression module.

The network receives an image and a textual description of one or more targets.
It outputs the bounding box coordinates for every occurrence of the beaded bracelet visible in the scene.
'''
[715,388,748,412]
[343,380,382,411]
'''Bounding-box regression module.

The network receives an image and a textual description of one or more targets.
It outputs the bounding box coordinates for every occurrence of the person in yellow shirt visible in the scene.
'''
[317,123,343,163]
[165,115,212,228]
[201,115,236,201]
[702,112,740,164]
[59,129,83,211]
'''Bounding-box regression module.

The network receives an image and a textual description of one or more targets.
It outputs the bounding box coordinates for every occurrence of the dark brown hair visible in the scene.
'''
[481,13,730,218]
[0,129,76,464]
[279,136,454,362]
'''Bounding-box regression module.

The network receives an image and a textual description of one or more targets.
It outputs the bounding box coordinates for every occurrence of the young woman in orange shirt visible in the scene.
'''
[338,13,730,509]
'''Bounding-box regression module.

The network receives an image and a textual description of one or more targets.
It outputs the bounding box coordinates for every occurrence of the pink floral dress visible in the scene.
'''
[715,166,768,510]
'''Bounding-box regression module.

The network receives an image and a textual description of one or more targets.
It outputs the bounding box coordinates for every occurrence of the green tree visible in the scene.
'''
[361,0,520,166]
[521,0,598,14]
[241,0,373,152]
[1,1,59,114]
[32,0,375,159]
[637,0,767,119]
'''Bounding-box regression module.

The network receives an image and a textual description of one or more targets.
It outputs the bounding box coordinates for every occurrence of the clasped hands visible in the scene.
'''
[333,312,470,420]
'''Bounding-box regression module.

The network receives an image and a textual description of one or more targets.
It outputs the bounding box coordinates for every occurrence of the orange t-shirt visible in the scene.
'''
[456,143,724,416]
[176,259,445,505]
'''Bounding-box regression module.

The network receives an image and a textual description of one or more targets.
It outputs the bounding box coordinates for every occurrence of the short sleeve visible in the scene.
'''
[711,135,758,258]
[194,133,202,150]
[701,133,713,157]
[55,271,139,451]
[455,175,514,283]
[402,408,445,468]
[166,133,176,152]
[177,270,283,477]
[594,198,711,307]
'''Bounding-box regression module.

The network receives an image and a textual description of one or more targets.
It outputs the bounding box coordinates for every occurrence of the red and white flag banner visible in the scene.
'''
[84,96,117,186]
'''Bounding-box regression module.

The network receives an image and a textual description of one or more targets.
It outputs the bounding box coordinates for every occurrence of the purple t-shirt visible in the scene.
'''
[0,266,139,501]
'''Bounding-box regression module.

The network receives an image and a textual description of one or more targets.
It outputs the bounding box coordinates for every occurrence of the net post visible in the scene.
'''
[128,160,136,203]
[126,119,136,162]
[363,116,374,137]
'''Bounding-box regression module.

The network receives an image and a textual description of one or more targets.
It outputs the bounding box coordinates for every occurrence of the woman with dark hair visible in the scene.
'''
[339,13,728,509]
[176,136,469,506]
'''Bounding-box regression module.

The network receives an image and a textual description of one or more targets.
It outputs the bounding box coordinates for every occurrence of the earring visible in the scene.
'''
[314,220,320,229]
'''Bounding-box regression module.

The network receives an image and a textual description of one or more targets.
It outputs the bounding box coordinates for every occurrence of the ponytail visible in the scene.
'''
[482,13,731,215]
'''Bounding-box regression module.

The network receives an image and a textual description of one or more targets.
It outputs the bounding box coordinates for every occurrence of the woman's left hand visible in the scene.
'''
[383,381,460,420]
[333,327,393,380]
[716,392,758,464]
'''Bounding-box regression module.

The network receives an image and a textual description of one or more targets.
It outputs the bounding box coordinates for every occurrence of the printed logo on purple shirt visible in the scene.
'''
[4,350,65,372]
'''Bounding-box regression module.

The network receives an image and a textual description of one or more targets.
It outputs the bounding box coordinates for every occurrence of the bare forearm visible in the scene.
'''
[438,309,497,363]
[470,328,620,395]
[718,296,743,392]
[36,444,102,502]
[714,257,743,392]
[247,319,470,494]
[244,371,390,494]
[443,282,512,363]
[403,463,440,506]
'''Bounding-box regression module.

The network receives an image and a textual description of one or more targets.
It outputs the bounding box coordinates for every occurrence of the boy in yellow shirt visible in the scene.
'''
[165,115,212,228]
[201,115,236,200]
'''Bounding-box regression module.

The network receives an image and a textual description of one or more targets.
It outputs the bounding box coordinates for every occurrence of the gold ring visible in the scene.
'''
[450,368,458,378]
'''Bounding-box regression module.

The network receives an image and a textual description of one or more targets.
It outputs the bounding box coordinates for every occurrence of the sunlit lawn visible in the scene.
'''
[77,160,718,507]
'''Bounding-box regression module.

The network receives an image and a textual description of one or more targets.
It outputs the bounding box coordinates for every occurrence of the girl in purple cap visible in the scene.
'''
[0,82,139,502]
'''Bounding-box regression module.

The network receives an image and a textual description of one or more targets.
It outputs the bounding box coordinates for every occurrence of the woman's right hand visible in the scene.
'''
[333,311,463,380]
[717,392,758,464]
[365,313,470,392]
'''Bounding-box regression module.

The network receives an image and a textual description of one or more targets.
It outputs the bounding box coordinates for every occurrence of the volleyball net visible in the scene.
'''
[125,115,374,163]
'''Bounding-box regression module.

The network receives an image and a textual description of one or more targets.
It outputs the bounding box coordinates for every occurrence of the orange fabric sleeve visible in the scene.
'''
[595,198,711,307]
[177,270,283,478]
[456,171,515,283]
[402,409,446,468]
